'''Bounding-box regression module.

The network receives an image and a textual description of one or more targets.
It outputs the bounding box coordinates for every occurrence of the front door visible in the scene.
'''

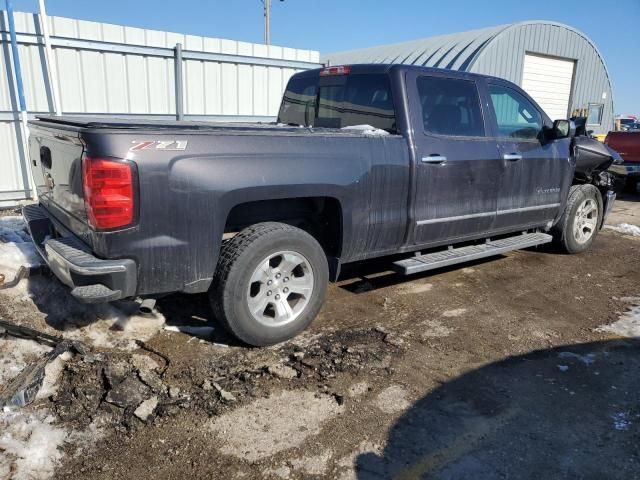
[486,82,571,231]
[406,71,503,246]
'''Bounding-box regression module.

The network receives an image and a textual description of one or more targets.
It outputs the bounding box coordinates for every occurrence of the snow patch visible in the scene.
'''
[611,412,632,431]
[0,337,52,386]
[341,124,390,136]
[605,223,640,237]
[596,304,640,338]
[164,324,215,337]
[0,216,43,276]
[0,410,68,480]
[0,410,104,480]
[557,351,596,365]
[3,276,165,350]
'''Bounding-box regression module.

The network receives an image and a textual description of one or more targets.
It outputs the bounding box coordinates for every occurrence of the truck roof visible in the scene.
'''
[299,63,506,83]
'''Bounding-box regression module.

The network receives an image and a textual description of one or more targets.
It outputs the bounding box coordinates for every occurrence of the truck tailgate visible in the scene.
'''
[28,124,89,241]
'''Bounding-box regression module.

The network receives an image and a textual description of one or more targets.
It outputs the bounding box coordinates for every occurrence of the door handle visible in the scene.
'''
[503,153,522,162]
[421,155,447,164]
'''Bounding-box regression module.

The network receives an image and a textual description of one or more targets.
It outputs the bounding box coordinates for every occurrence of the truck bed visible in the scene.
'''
[31,116,394,137]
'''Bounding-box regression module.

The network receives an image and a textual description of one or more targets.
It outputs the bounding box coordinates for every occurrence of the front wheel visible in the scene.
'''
[552,184,602,254]
[210,222,329,346]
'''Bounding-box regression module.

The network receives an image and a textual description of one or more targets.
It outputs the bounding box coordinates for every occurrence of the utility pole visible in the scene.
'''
[263,0,270,45]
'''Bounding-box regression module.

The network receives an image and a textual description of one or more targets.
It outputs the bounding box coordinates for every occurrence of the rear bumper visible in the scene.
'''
[22,204,137,303]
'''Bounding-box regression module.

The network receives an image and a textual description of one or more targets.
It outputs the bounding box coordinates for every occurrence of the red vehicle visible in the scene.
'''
[605,131,640,192]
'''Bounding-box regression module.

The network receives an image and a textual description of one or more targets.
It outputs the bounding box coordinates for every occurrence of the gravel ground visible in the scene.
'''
[0,195,639,480]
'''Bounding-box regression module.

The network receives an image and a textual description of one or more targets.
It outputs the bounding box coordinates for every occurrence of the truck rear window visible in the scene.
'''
[278,73,397,133]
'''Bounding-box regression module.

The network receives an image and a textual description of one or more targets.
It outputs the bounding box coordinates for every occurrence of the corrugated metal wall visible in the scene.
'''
[0,11,321,205]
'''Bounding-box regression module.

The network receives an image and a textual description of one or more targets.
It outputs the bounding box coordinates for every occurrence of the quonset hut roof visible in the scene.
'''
[324,21,611,85]
[324,23,508,71]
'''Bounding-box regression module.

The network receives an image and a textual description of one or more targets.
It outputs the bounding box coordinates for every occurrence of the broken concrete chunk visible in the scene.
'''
[104,361,132,388]
[105,376,151,408]
[168,386,180,399]
[383,333,405,347]
[213,382,236,402]
[267,364,298,380]
[138,368,165,394]
[134,396,158,421]
[130,353,160,372]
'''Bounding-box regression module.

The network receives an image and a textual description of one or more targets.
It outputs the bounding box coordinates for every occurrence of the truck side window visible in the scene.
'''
[315,74,397,132]
[417,76,485,137]
[277,77,318,127]
[489,85,543,140]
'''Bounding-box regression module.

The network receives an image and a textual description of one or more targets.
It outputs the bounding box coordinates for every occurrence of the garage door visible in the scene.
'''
[521,53,575,121]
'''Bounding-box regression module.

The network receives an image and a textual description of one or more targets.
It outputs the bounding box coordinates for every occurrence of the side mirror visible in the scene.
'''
[552,119,575,139]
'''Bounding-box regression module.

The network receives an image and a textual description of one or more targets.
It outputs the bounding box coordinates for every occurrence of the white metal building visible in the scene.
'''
[0,11,321,206]
[326,21,613,134]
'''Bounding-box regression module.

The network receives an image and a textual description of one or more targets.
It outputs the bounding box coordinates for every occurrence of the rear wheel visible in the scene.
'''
[210,222,328,346]
[552,185,602,254]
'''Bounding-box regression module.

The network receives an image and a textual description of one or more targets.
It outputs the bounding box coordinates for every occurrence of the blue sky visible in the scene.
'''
[9,0,640,114]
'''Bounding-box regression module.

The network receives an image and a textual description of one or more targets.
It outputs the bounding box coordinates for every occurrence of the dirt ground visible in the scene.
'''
[1,193,639,480]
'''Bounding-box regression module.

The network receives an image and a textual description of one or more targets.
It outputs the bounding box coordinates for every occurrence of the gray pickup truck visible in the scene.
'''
[24,64,619,346]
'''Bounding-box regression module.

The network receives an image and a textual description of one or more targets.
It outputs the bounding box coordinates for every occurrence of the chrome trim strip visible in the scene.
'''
[416,203,561,226]
[421,155,447,163]
[503,154,523,161]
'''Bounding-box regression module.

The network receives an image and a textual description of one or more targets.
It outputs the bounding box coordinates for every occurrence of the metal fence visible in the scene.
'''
[0,10,321,206]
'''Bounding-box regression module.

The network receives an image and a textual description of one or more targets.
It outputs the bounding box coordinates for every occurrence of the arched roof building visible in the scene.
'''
[325,21,613,134]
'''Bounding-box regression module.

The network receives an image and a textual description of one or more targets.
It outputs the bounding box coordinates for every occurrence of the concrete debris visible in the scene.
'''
[213,383,236,403]
[134,396,158,422]
[267,363,298,380]
[105,376,151,409]
[383,333,405,347]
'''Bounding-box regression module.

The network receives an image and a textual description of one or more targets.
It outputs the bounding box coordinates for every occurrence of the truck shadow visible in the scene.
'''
[355,339,640,479]
[338,256,507,293]
[22,274,238,346]
[156,292,242,346]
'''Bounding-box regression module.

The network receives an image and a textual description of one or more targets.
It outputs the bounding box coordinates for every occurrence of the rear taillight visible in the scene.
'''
[319,65,350,76]
[82,156,136,230]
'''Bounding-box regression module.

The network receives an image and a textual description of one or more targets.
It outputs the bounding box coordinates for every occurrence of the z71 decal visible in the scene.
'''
[129,140,188,151]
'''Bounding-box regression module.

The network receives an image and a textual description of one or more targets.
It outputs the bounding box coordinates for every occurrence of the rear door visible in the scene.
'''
[486,82,571,231]
[406,70,502,246]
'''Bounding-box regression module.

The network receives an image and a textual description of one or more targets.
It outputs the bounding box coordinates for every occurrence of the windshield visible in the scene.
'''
[278,73,397,133]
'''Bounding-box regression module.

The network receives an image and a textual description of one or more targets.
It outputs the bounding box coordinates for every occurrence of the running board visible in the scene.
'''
[392,232,553,275]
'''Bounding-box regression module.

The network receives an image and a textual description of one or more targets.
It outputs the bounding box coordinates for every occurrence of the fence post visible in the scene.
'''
[38,0,61,115]
[5,0,36,200]
[174,43,184,121]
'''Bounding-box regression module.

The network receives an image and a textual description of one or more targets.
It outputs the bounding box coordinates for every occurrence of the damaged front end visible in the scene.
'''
[571,127,623,226]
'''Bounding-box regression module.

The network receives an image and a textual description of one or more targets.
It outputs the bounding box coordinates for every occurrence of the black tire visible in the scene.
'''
[552,184,602,254]
[210,222,329,346]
